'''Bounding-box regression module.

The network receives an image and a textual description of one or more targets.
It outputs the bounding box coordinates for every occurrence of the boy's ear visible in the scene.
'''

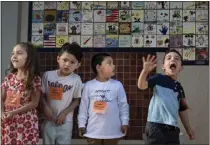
[57,56,60,63]
[96,64,100,71]
[76,62,81,69]
[161,64,165,71]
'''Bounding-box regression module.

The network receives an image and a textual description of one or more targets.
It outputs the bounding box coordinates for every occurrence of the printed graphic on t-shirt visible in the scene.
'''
[47,80,73,100]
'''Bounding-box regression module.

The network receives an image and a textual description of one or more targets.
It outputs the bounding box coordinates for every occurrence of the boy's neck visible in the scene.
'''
[57,69,72,77]
[165,73,177,80]
[96,76,110,82]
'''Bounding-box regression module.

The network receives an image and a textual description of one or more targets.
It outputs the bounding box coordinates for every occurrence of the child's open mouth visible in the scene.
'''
[170,63,176,70]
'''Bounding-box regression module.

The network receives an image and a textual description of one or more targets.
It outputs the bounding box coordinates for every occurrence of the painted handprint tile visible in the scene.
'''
[157,23,169,35]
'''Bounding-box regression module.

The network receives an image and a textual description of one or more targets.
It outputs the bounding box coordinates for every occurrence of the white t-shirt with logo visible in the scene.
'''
[78,79,129,139]
[42,70,82,122]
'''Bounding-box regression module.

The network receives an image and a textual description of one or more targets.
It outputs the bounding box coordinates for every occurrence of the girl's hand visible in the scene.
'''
[44,105,53,121]
[2,111,16,122]
[142,55,157,73]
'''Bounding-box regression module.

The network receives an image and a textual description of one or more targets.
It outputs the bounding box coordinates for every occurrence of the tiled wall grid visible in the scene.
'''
[38,52,156,140]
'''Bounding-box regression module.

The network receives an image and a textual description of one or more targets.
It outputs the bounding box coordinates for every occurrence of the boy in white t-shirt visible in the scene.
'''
[41,42,83,144]
[78,53,129,145]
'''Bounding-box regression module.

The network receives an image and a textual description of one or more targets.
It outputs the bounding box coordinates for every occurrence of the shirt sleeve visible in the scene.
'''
[178,84,189,112]
[1,73,13,90]
[117,81,129,126]
[73,77,82,98]
[77,83,89,128]
[147,74,161,88]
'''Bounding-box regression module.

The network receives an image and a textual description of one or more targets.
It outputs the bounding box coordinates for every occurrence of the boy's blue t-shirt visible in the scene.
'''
[147,73,187,127]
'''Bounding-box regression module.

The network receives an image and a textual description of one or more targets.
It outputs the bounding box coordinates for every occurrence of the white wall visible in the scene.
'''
[1,2,21,80]
[157,53,209,144]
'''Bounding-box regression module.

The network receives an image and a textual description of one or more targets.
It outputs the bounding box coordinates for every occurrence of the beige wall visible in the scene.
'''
[14,2,210,144]
[157,53,209,144]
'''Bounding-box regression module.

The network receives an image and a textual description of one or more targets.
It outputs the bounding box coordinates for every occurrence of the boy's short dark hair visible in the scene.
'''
[91,53,111,74]
[163,49,183,66]
[58,42,83,62]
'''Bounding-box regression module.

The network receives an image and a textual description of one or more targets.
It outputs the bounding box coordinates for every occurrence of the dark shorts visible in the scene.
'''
[145,122,180,145]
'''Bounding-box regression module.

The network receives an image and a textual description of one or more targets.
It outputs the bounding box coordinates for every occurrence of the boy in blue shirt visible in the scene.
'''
[138,49,195,144]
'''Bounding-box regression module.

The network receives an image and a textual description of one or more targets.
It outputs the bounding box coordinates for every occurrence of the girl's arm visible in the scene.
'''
[1,88,6,114]
[13,90,41,115]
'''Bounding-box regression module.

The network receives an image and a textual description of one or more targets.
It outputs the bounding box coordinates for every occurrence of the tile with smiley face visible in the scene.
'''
[157,10,169,22]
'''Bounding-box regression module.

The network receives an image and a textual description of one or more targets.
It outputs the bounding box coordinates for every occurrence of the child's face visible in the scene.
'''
[57,52,80,76]
[97,56,115,78]
[162,52,183,78]
[11,45,27,70]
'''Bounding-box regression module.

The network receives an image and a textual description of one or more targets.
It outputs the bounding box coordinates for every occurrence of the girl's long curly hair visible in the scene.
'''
[6,42,40,91]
